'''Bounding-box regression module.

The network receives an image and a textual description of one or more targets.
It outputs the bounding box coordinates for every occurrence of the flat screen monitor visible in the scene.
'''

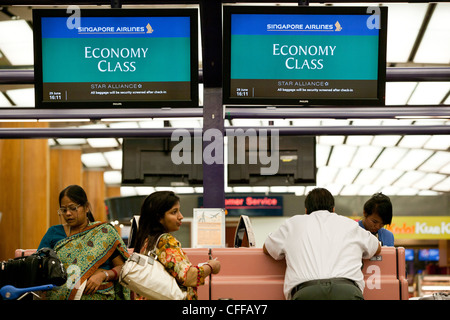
[223,6,387,106]
[418,249,439,262]
[405,249,415,262]
[227,135,316,186]
[121,137,203,186]
[33,8,198,108]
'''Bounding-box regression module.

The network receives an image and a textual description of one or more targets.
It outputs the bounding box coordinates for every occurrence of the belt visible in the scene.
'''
[291,278,358,297]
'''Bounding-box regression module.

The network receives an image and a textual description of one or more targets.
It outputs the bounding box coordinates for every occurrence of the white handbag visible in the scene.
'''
[119,233,186,300]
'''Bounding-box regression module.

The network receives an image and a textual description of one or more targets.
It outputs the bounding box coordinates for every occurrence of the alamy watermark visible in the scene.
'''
[171,128,280,176]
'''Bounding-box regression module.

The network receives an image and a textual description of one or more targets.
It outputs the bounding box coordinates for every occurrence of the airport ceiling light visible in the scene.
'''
[194,187,204,194]
[290,119,322,127]
[321,119,349,127]
[350,119,383,127]
[372,168,405,187]
[445,95,450,104]
[173,187,196,194]
[346,135,374,146]
[135,187,156,195]
[0,20,33,66]
[372,147,408,170]
[378,185,400,196]
[353,168,382,186]
[120,186,138,196]
[81,152,109,168]
[385,82,417,106]
[317,135,345,146]
[233,186,253,193]
[424,135,450,151]
[169,118,203,128]
[439,163,450,175]
[414,3,450,64]
[385,3,427,63]
[323,183,344,196]
[108,121,140,128]
[103,150,123,170]
[334,167,360,185]
[316,166,339,185]
[433,176,450,192]
[104,170,122,185]
[138,119,165,128]
[395,149,433,171]
[55,138,87,146]
[371,135,402,148]
[396,187,420,196]
[315,144,331,167]
[418,190,441,196]
[393,170,426,188]
[357,184,382,196]
[413,173,447,190]
[350,145,382,169]
[408,82,450,105]
[0,92,12,107]
[397,135,431,149]
[339,184,361,196]
[5,88,34,107]
[228,119,264,128]
[419,151,450,173]
[328,145,357,168]
[86,138,119,148]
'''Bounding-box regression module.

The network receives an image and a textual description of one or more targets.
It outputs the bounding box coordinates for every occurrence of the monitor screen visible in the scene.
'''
[223,6,387,106]
[405,249,415,261]
[227,135,316,186]
[418,249,440,262]
[121,137,203,187]
[33,8,198,108]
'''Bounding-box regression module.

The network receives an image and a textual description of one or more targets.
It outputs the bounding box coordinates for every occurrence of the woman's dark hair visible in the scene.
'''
[59,185,95,222]
[133,191,180,254]
[304,188,335,214]
[364,192,393,225]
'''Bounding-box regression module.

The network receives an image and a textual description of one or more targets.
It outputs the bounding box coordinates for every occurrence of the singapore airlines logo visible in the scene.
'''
[146,23,154,34]
[77,21,153,35]
[267,20,343,32]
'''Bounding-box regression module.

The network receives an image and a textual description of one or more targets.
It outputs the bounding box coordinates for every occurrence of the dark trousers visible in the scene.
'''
[291,278,364,300]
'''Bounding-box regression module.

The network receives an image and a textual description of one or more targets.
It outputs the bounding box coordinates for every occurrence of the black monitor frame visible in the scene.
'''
[33,8,199,109]
[223,5,388,107]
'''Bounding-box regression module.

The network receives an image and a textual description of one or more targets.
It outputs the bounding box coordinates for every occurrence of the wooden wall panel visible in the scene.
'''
[82,170,106,223]
[0,124,22,260]
[49,148,82,226]
[0,123,49,260]
[22,137,49,249]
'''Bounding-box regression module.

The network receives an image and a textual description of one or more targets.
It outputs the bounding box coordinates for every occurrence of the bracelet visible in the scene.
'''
[111,268,118,280]
[193,266,201,287]
[204,263,213,274]
[103,270,109,282]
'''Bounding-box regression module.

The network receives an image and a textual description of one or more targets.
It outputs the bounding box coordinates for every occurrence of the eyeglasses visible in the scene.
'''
[58,204,81,215]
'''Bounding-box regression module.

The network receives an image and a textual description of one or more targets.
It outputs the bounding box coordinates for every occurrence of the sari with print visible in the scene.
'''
[45,222,130,300]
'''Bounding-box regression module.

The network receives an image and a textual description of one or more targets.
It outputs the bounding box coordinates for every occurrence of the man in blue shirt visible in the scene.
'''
[359,193,395,247]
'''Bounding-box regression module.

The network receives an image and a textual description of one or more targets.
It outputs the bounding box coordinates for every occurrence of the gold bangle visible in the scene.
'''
[103,270,109,281]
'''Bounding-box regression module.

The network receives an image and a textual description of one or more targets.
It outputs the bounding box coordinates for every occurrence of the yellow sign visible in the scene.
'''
[386,216,450,240]
[352,216,450,240]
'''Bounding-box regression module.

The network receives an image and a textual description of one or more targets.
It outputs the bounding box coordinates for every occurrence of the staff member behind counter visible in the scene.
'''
[359,193,394,247]
[263,187,381,300]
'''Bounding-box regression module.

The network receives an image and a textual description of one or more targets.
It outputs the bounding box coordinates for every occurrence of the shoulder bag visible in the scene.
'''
[119,233,186,300]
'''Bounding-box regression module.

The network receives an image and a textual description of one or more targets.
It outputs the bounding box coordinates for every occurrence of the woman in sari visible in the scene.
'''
[133,191,221,300]
[38,185,130,300]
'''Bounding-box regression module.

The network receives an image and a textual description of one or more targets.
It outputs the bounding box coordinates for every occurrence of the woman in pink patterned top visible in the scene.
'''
[132,191,221,300]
